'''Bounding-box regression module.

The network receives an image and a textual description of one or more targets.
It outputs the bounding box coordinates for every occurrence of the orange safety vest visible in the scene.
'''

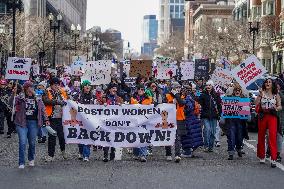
[166,94,185,121]
[45,88,68,117]
[130,96,153,105]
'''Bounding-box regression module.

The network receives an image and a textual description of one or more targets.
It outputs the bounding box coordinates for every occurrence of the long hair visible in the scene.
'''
[262,78,278,95]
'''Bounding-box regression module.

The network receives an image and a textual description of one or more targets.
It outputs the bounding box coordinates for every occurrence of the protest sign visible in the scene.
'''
[129,60,152,77]
[221,97,251,119]
[32,64,40,76]
[124,77,137,88]
[180,61,195,80]
[5,57,32,80]
[210,67,233,94]
[116,60,130,77]
[156,60,177,80]
[82,60,112,85]
[218,57,231,70]
[71,56,86,76]
[63,101,177,147]
[194,59,209,79]
[231,55,267,88]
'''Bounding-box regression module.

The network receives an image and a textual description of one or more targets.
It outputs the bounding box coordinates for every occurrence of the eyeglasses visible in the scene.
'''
[138,88,145,91]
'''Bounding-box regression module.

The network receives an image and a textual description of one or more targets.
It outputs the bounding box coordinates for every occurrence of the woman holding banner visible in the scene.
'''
[10,81,49,169]
[130,84,153,162]
[255,78,282,168]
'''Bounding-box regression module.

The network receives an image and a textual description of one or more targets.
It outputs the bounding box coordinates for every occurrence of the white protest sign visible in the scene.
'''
[180,61,195,80]
[63,66,72,75]
[83,60,112,85]
[63,101,177,147]
[32,64,40,76]
[156,60,177,79]
[231,55,267,88]
[211,67,233,93]
[71,56,86,76]
[5,57,32,80]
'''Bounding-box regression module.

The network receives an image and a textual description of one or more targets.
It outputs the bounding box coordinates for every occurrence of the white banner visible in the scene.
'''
[231,55,267,88]
[5,57,32,80]
[156,60,177,79]
[180,61,195,80]
[211,67,233,93]
[63,101,177,147]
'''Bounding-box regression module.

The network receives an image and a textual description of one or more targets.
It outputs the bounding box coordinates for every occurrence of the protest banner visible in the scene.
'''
[82,60,112,85]
[230,55,267,88]
[210,67,233,94]
[221,97,251,119]
[129,60,152,77]
[5,57,32,80]
[194,59,209,79]
[71,56,86,76]
[63,101,177,147]
[156,60,177,80]
[180,61,195,80]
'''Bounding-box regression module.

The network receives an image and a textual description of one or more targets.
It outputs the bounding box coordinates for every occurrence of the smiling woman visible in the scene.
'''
[86,0,159,52]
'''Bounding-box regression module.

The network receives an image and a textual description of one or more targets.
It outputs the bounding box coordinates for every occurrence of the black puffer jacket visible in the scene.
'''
[199,90,222,120]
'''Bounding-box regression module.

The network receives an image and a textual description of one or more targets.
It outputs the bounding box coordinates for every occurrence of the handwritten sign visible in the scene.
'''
[211,67,233,94]
[180,62,195,80]
[194,59,209,79]
[5,57,32,80]
[221,97,251,119]
[156,60,177,80]
[231,55,267,88]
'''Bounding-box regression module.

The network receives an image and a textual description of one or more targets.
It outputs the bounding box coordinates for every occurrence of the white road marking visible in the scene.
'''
[243,140,284,171]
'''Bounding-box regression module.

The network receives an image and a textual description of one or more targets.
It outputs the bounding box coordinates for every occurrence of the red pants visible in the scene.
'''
[257,114,278,160]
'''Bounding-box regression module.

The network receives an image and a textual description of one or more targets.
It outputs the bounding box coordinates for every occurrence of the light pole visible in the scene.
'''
[248,17,260,55]
[71,24,81,56]
[48,12,62,69]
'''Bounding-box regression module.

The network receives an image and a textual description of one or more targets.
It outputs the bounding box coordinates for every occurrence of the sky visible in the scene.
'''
[86,0,159,52]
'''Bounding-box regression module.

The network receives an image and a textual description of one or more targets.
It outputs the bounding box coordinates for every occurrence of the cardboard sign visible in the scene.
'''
[5,57,32,80]
[63,101,177,147]
[180,61,195,80]
[221,97,251,119]
[156,60,177,80]
[82,60,112,85]
[231,55,267,88]
[71,56,86,76]
[211,67,233,93]
[129,60,152,77]
[194,59,209,79]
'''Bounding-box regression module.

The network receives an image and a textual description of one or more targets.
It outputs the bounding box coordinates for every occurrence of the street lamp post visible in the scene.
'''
[248,18,260,55]
[71,24,81,56]
[48,12,62,69]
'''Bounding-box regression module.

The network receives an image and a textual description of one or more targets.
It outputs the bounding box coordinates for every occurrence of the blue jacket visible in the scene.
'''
[182,95,204,149]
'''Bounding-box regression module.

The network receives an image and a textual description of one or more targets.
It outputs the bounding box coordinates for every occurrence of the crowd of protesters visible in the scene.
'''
[0,67,283,169]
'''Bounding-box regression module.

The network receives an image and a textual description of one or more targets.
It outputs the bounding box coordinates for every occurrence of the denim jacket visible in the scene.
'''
[9,94,48,128]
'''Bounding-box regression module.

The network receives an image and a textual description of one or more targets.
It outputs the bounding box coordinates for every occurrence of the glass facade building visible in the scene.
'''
[142,15,158,57]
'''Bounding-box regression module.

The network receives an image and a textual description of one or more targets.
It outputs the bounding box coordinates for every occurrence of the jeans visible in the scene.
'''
[133,147,148,158]
[48,118,65,157]
[226,119,243,155]
[78,144,91,158]
[203,119,217,150]
[16,120,38,165]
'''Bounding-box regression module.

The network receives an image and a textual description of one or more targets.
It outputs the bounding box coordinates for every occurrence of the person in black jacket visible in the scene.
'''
[199,80,222,152]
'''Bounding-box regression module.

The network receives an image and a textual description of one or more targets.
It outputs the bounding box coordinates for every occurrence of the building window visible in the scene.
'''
[267,1,274,15]
[0,3,6,14]
[282,0,284,9]
[170,0,174,4]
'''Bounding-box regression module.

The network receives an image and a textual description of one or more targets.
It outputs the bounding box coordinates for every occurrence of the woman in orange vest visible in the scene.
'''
[42,77,68,162]
[164,82,186,163]
[130,84,152,162]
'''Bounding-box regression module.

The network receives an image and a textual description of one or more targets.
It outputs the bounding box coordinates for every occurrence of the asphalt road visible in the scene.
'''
[0,130,283,189]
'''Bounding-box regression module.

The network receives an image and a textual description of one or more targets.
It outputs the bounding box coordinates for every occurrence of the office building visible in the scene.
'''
[141,15,158,57]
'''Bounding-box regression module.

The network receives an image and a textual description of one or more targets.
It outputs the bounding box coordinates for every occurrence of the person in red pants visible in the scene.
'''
[255,78,282,168]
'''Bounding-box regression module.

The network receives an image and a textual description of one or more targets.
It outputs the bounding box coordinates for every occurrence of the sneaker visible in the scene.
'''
[174,156,181,163]
[276,153,282,163]
[208,148,213,153]
[271,161,277,168]
[259,158,265,164]
[28,160,35,167]
[237,152,243,158]
[18,165,25,169]
[215,142,221,147]
[166,156,173,161]
[61,151,67,160]
[228,155,233,160]
[78,154,83,160]
[203,147,208,152]
[140,157,147,162]
[83,157,89,162]
[45,156,54,162]
[103,158,109,162]
[93,146,98,151]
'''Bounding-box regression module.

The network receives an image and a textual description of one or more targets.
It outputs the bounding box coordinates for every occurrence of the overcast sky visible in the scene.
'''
[86,0,159,52]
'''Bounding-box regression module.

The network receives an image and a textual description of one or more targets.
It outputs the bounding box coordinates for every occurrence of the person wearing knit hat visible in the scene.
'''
[199,79,222,152]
